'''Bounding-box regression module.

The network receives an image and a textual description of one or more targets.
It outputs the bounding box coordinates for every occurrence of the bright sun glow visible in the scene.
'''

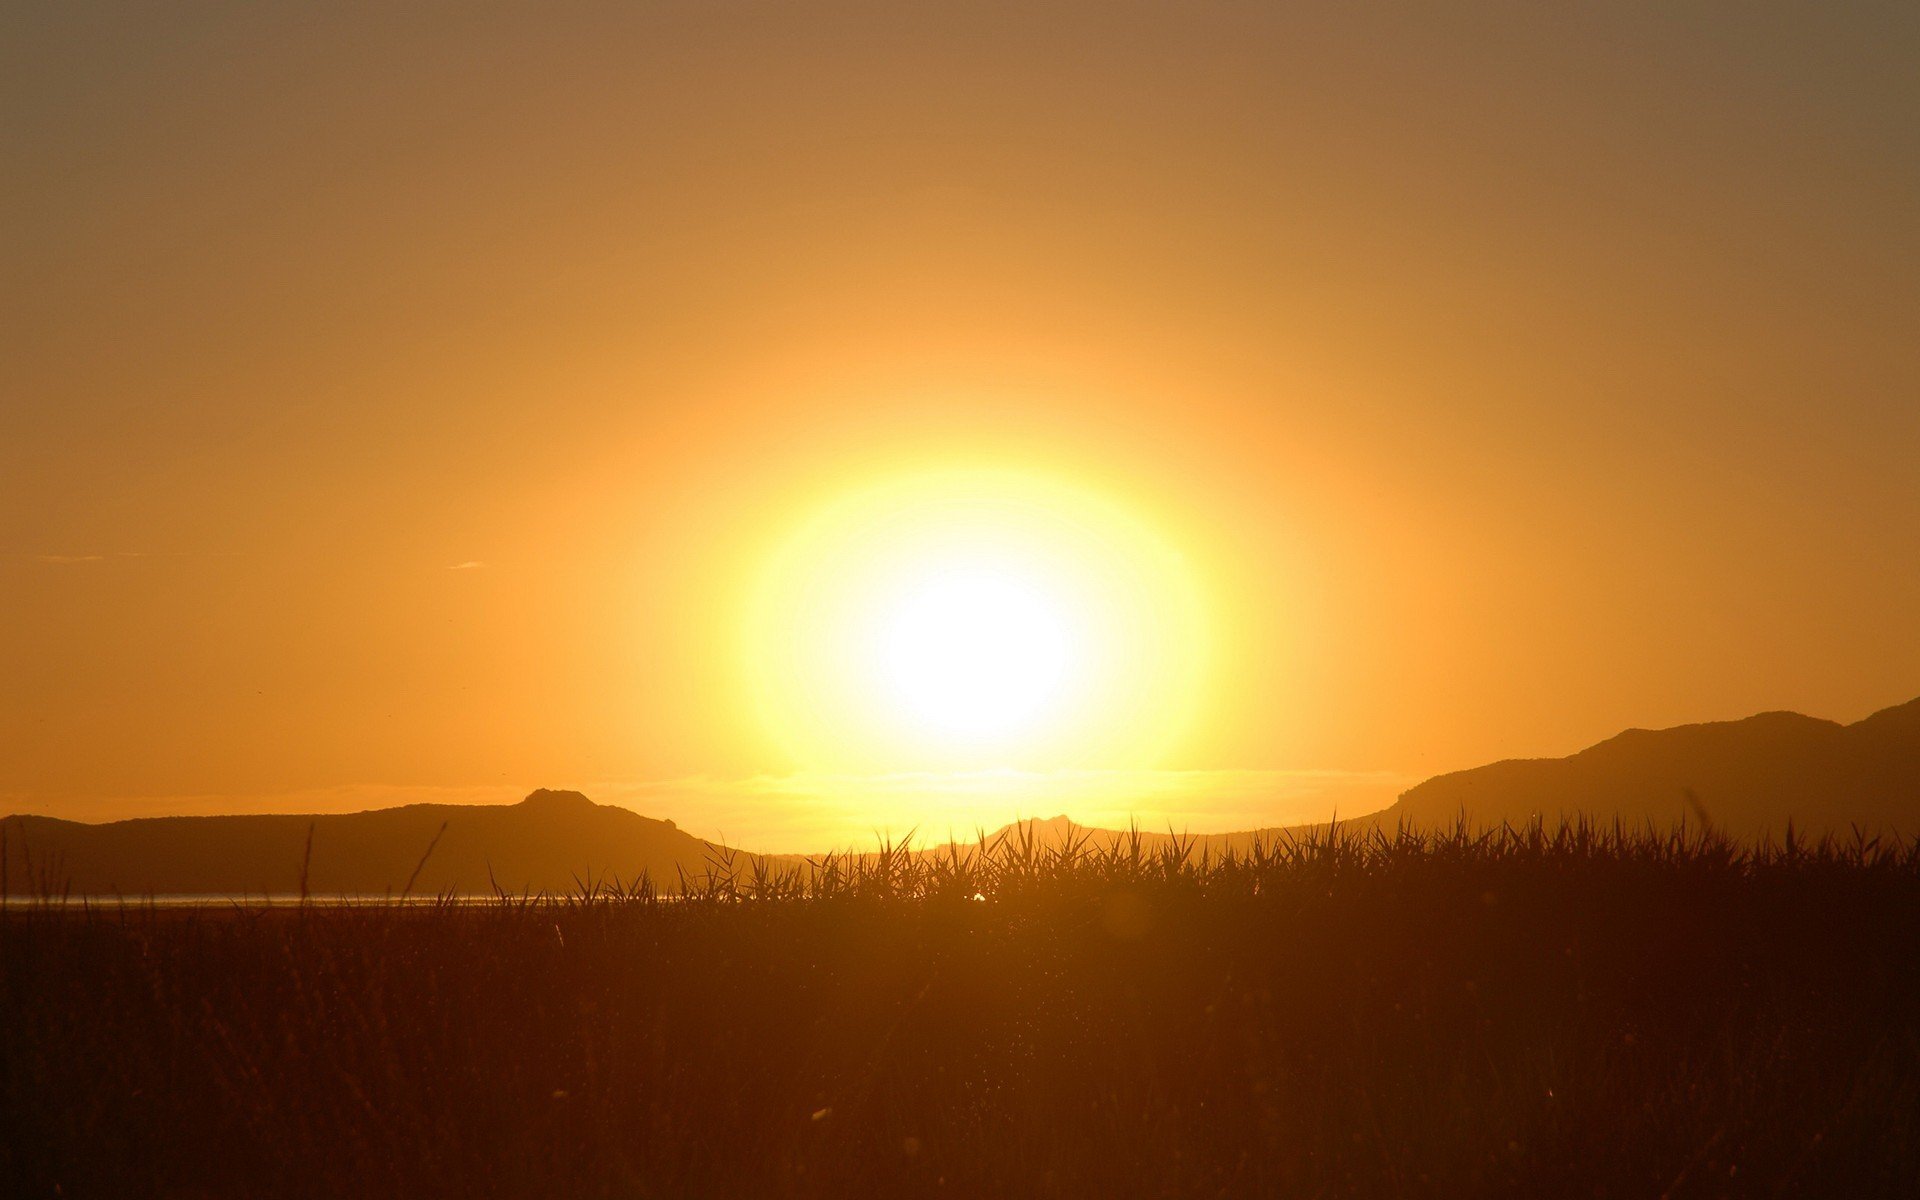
[743,467,1209,772]
[875,566,1074,740]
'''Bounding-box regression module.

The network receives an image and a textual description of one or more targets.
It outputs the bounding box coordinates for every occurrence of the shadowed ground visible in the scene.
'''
[4,823,1917,1198]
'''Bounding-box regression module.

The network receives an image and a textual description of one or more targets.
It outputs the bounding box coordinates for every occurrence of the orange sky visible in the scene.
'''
[4,4,1917,845]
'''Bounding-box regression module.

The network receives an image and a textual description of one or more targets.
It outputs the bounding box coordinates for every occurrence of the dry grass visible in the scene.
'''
[4,819,1918,1197]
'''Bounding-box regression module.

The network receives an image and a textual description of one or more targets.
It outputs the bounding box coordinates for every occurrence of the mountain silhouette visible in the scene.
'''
[0,789,728,898]
[1390,696,1920,836]
[956,697,1920,851]
[5,698,1916,895]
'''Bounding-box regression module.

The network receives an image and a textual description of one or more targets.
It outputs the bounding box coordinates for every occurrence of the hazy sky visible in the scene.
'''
[5,3,1917,841]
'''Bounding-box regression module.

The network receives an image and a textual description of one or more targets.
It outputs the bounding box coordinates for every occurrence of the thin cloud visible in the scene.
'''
[37,554,106,564]
[6,784,528,824]
[114,551,246,557]
[447,561,487,571]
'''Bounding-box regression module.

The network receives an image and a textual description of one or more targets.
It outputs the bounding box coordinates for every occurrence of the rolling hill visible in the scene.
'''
[1390,695,1920,836]
[0,789,727,898]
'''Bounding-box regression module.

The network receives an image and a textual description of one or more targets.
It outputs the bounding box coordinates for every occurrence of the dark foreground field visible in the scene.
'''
[5,824,1919,1198]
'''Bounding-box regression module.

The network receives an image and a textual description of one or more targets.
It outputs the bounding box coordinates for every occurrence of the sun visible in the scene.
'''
[872,563,1076,742]
[742,466,1209,772]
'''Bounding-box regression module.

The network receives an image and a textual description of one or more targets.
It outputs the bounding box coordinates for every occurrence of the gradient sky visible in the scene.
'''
[4,3,1917,844]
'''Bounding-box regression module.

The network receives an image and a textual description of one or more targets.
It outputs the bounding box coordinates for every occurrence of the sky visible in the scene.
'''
[4,3,1917,848]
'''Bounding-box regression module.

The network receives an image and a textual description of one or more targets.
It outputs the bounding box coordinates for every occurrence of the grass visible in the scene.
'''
[4,820,1918,1197]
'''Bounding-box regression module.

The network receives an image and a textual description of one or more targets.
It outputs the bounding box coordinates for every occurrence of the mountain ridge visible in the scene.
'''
[6,697,1917,894]
[1,789,726,897]
[1387,696,1920,835]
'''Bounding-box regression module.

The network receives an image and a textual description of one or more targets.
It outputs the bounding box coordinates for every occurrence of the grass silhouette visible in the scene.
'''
[4,819,1917,1197]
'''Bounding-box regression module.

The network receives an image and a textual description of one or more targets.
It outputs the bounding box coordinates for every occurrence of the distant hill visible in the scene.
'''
[0,789,729,898]
[7,698,1916,895]
[926,814,1321,860]
[956,697,1920,851]
[1389,696,1920,836]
